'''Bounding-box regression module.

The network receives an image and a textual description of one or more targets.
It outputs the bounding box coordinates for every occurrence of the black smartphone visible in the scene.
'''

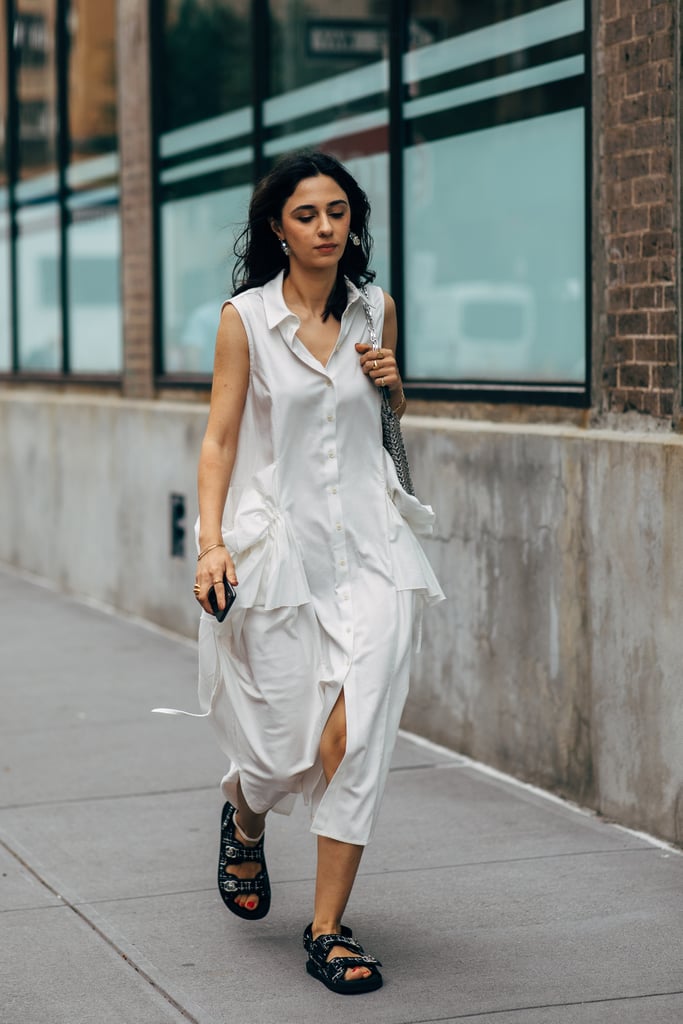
[208,573,237,622]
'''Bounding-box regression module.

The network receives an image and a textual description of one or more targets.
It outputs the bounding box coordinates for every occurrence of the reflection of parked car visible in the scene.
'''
[417,281,536,379]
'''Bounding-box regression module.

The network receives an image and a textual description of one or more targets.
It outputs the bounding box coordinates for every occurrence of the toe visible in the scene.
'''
[346,965,371,981]
[234,894,259,911]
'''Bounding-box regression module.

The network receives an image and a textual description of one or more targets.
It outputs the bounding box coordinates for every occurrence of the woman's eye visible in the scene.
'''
[297,216,314,223]
[330,212,345,219]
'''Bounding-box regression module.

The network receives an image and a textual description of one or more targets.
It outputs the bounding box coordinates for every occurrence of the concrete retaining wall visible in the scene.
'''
[1,391,681,844]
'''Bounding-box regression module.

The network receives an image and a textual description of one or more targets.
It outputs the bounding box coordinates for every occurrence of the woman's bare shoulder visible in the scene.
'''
[217,301,249,348]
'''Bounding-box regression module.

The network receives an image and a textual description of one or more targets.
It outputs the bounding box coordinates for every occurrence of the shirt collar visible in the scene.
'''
[263,271,296,331]
[263,270,365,333]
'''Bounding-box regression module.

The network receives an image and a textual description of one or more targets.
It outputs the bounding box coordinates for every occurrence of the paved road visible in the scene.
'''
[1,566,682,1024]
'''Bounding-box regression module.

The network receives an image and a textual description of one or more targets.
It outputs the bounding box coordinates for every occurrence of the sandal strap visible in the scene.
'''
[221,804,265,862]
[326,955,382,986]
[220,871,269,896]
[222,840,263,863]
[233,812,265,844]
[311,932,363,958]
[302,922,352,953]
[309,932,381,969]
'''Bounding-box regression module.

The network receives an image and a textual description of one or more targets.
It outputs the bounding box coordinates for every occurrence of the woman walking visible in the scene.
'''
[192,150,443,994]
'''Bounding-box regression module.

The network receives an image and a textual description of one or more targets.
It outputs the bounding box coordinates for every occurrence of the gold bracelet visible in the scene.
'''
[390,389,407,413]
[197,542,225,561]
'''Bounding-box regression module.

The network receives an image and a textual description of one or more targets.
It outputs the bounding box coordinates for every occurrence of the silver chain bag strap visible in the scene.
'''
[361,288,415,496]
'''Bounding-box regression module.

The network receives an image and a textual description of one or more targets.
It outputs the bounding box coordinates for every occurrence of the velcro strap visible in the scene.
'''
[328,955,381,985]
[313,933,363,959]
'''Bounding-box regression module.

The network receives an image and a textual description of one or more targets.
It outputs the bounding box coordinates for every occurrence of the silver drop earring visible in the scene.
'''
[349,232,361,247]
[280,239,290,256]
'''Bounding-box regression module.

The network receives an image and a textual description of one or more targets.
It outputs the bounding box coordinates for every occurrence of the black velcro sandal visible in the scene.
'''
[217,801,271,921]
[303,922,352,954]
[306,931,383,995]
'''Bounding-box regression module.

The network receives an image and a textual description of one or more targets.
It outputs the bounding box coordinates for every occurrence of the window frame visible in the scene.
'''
[152,0,591,406]
[0,0,122,384]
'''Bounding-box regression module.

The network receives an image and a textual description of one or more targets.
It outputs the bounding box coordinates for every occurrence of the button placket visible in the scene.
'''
[321,373,353,651]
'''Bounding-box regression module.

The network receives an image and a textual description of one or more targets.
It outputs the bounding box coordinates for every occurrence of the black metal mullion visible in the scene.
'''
[56,0,70,374]
[6,0,19,372]
[389,0,406,379]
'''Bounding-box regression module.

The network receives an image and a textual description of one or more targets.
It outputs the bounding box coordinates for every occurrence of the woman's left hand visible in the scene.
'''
[355,343,401,391]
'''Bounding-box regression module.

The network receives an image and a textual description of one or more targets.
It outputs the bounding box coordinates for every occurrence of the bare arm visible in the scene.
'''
[195,304,249,608]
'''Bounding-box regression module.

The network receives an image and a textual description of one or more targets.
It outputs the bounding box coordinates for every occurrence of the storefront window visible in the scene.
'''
[0,0,12,370]
[14,0,60,369]
[266,0,391,291]
[16,202,61,369]
[15,0,58,187]
[162,0,251,134]
[0,201,10,371]
[404,0,586,385]
[159,0,254,374]
[66,0,121,372]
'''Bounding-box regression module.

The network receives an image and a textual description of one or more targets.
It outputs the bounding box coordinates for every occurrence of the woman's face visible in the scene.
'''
[272,174,351,269]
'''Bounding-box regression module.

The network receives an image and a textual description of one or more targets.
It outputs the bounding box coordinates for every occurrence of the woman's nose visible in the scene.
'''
[318,216,332,235]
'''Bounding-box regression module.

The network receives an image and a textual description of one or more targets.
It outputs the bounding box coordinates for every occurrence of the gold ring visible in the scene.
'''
[373,359,378,370]
[379,377,385,387]
[212,579,222,584]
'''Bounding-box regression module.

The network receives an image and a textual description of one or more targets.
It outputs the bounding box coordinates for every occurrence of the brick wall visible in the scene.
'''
[117,0,155,399]
[598,0,680,419]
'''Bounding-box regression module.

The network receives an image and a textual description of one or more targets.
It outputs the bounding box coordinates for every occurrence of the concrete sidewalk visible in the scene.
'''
[1,565,681,1024]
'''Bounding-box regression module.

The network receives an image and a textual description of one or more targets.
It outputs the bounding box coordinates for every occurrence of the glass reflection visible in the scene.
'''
[159,1,254,374]
[16,203,61,370]
[162,0,251,133]
[265,1,391,299]
[15,0,58,183]
[404,0,586,382]
[162,185,251,373]
[66,0,121,372]
[0,0,12,369]
[68,208,122,372]
[268,0,390,98]
[68,0,117,166]
[0,209,11,371]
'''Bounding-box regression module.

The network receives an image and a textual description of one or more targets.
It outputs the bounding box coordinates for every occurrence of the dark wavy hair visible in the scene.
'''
[232,149,375,322]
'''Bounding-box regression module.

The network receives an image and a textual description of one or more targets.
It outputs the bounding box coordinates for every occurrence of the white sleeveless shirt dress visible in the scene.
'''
[175,272,444,846]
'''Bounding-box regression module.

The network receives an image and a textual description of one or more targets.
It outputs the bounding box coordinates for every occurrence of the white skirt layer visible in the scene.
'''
[201,581,415,847]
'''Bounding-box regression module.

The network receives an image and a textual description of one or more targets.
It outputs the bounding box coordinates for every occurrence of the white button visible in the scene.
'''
[326,380,333,387]
[336,523,342,532]
[328,451,336,459]
[327,414,334,422]
[339,559,346,567]
[330,487,337,494]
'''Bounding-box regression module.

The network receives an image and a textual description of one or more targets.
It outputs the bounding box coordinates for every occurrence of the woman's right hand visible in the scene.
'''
[194,547,238,615]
